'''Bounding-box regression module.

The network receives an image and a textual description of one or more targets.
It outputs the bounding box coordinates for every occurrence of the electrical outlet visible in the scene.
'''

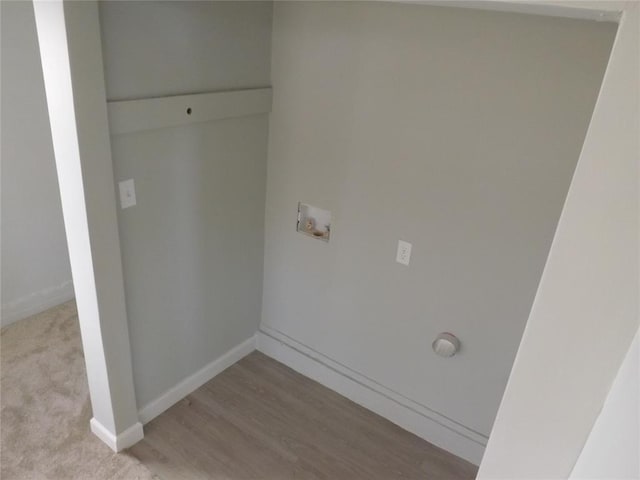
[119,179,136,209]
[396,240,412,266]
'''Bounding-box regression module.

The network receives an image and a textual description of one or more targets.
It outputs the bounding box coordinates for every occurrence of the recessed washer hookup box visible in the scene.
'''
[297,203,331,242]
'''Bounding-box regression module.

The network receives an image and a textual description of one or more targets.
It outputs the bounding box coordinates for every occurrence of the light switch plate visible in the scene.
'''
[396,240,412,266]
[119,179,136,209]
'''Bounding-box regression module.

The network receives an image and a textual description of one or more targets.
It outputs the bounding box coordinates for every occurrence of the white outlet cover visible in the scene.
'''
[396,240,412,266]
[119,179,136,209]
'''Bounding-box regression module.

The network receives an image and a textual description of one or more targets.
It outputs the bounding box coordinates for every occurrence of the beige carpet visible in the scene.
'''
[0,301,157,480]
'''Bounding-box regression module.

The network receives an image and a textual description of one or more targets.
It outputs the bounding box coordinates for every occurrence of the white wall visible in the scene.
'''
[1,0,72,326]
[570,333,639,479]
[478,2,639,477]
[262,1,614,462]
[99,1,273,411]
[99,0,272,101]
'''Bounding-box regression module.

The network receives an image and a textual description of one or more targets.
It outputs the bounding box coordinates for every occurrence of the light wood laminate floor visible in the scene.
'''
[130,351,478,479]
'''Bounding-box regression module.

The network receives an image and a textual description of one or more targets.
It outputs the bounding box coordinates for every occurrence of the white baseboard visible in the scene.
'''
[90,417,144,452]
[1,280,74,327]
[137,336,257,424]
[256,326,487,465]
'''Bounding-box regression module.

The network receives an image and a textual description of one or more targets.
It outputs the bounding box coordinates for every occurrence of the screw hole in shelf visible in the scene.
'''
[186,107,192,115]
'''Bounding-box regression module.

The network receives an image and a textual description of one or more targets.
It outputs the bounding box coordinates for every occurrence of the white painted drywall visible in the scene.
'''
[111,116,269,410]
[478,2,639,477]
[98,0,272,101]
[33,0,140,447]
[1,0,72,327]
[570,332,639,480]
[99,1,272,410]
[263,0,614,446]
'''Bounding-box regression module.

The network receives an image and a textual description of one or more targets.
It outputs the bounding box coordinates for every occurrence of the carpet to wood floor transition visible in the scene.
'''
[1,301,478,479]
[0,301,156,480]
